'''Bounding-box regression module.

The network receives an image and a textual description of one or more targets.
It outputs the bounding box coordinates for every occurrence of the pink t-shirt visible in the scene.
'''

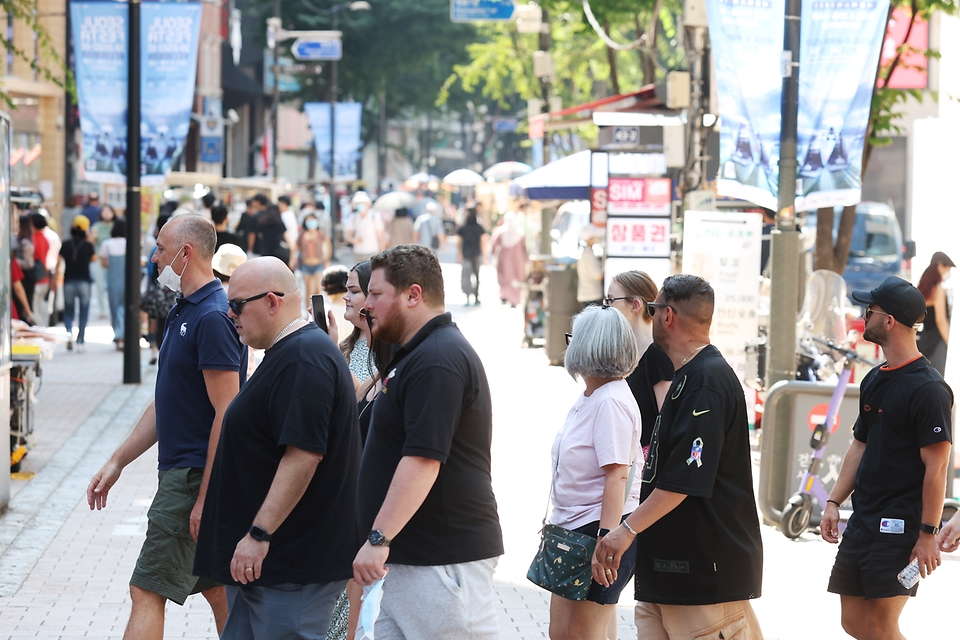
[549,379,642,530]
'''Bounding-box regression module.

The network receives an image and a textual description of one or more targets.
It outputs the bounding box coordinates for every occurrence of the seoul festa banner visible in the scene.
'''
[708,0,889,212]
[71,1,202,185]
[303,103,363,182]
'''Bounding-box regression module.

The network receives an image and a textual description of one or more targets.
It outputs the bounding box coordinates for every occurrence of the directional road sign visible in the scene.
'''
[292,38,342,61]
[451,0,515,22]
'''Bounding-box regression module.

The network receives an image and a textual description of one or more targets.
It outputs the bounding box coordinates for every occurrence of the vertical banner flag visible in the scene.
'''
[708,0,890,211]
[72,1,202,185]
[303,103,363,182]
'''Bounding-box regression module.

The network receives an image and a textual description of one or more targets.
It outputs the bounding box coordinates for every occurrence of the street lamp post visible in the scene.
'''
[327,1,369,248]
[124,0,142,384]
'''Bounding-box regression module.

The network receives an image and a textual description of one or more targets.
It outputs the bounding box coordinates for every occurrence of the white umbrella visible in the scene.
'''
[406,172,440,184]
[442,169,485,187]
[483,161,533,182]
[372,191,416,213]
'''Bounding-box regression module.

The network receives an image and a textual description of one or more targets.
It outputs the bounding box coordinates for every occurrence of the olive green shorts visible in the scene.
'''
[130,467,221,605]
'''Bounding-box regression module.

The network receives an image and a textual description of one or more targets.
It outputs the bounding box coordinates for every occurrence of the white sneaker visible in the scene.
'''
[77,344,86,353]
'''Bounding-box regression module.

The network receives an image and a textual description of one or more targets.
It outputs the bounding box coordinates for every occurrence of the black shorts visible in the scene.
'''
[827,527,918,600]
[573,517,637,605]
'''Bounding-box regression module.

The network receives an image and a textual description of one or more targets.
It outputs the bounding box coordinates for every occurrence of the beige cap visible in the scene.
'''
[212,243,247,278]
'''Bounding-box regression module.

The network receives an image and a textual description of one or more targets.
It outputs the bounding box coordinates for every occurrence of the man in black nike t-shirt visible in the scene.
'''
[821,276,953,640]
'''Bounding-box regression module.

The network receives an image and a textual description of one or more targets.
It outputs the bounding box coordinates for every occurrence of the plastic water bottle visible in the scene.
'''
[897,558,920,589]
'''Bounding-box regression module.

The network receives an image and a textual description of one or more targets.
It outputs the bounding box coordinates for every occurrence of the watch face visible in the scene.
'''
[369,530,386,546]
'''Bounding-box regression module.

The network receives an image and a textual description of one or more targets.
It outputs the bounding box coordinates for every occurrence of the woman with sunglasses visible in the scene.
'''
[604,271,674,459]
[549,305,641,640]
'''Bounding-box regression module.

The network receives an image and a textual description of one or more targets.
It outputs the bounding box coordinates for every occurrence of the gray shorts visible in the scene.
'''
[223,580,348,640]
[130,468,220,605]
[368,558,501,640]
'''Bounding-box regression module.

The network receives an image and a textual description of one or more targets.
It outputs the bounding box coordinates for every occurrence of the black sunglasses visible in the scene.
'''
[863,307,893,321]
[602,296,637,309]
[646,302,674,318]
[228,291,284,315]
[565,332,573,346]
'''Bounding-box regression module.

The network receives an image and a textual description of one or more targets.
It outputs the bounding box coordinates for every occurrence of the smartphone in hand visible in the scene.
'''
[311,294,328,333]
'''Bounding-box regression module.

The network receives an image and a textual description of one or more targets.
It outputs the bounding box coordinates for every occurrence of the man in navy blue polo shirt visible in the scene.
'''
[353,244,503,639]
[87,214,242,640]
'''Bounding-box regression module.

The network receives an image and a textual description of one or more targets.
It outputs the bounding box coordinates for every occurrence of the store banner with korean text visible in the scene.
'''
[71,1,202,185]
[681,211,763,383]
[303,103,363,182]
[708,0,889,212]
[606,177,672,216]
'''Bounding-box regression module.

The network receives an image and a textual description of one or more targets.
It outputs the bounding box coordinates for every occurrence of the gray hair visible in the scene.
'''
[564,306,639,380]
[171,213,217,260]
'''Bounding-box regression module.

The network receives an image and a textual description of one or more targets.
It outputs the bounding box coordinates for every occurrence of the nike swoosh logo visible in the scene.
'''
[693,409,710,416]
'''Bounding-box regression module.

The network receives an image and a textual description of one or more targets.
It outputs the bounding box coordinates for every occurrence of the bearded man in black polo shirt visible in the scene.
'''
[821,276,953,640]
[353,244,503,639]
[594,274,764,640]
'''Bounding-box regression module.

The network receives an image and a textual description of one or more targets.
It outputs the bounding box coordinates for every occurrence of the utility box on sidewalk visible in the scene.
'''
[544,265,579,366]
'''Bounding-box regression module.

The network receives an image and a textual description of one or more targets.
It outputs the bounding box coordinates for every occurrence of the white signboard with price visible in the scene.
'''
[681,210,763,383]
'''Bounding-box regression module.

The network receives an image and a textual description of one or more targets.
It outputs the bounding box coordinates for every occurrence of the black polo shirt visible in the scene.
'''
[847,355,953,542]
[635,346,763,605]
[626,343,674,450]
[194,325,362,586]
[357,312,503,566]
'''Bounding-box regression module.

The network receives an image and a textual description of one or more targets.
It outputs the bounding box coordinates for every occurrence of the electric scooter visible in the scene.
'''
[780,337,875,539]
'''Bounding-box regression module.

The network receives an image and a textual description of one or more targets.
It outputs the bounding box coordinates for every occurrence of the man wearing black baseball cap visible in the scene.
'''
[820,276,953,639]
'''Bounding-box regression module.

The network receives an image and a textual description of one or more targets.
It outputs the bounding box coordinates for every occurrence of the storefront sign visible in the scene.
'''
[681,211,763,383]
[303,102,363,182]
[606,217,670,258]
[606,177,671,216]
[590,187,607,225]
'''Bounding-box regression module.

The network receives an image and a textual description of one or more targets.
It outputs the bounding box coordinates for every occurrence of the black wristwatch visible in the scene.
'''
[598,528,611,538]
[249,525,273,542]
[920,523,941,536]
[368,529,392,547]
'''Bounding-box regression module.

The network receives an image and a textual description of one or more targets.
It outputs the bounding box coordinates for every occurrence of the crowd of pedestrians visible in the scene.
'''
[17,187,946,640]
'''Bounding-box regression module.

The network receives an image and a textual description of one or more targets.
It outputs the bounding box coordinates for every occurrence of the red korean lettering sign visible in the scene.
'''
[607,177,672,216]
[605,217,670,257]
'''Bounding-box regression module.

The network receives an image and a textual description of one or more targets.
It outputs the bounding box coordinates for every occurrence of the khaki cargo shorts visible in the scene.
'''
[130,467,220,605]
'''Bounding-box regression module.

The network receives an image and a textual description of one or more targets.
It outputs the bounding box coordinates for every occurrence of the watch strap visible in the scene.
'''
[920,522,941,536]
[249,525,273,542]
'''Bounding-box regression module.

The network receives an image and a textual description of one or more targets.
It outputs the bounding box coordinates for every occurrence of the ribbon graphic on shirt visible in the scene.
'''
[686,438,704,468]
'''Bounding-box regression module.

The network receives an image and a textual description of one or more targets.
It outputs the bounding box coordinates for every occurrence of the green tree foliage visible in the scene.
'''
[0,0,73,105]
[815,0,959,274]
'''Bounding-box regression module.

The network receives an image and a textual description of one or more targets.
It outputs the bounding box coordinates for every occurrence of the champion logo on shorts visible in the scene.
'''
[934,426,943,433]
[180,323,187,337]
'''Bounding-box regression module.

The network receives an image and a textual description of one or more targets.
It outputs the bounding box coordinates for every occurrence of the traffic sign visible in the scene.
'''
[292,38,342,61]
[451,0,515,22]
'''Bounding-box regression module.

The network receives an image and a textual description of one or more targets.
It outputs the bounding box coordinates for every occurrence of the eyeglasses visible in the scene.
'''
[863,307,893,321]
[565,333,573,346]
[646,302,675,318]
[602,296,636,309]
[228,291,284,315]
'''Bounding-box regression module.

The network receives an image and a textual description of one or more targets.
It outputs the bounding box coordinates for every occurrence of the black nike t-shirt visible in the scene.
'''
[847,355,953,542]
[635,346,763,605]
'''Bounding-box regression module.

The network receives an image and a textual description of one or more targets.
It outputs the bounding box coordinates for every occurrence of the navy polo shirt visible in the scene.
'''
[155,279,242,470]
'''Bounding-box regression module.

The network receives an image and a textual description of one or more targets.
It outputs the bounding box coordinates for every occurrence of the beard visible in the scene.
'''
[370,297,407,345]
[652,316,666,351]
[863,320,887,346]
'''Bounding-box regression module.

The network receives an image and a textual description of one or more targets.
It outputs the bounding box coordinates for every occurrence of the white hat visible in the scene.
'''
[352,191,372,205]
[424,201,439,213]
[212,244,247,278]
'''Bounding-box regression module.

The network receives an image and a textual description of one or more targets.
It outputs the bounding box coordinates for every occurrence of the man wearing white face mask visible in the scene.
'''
[86,214,243,640]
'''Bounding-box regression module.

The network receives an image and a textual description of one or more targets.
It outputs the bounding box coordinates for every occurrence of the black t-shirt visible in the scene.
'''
[358,313,504,565]
[626,343,674,450]
[238,211,261,253]
[60,238,95,282]
[457,222,485,258]
[194,324,362,586]
[847,356,953,541]
[635,346,763,605]
[258,219,290,262]
[215,230,243,251]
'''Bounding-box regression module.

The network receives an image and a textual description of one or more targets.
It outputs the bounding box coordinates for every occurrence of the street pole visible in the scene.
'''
[124,0,142,384]
[329,9,338,246]
[271,0,280,182]
[766,0,802,511]
[538,7,551,166]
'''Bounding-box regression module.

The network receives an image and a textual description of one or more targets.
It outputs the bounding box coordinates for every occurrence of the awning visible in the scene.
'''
[513,150,593,200]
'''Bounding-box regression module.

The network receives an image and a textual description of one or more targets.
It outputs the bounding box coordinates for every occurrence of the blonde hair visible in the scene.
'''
[612,271,659,324]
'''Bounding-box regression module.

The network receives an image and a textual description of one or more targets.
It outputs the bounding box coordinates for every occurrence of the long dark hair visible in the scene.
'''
[340,261,394,378]
[917,252,956,299]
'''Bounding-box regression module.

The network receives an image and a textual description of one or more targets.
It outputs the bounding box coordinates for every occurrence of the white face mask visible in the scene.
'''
[157,246,186,293]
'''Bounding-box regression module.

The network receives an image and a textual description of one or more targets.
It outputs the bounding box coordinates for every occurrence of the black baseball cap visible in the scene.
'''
[851,276,926,327]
